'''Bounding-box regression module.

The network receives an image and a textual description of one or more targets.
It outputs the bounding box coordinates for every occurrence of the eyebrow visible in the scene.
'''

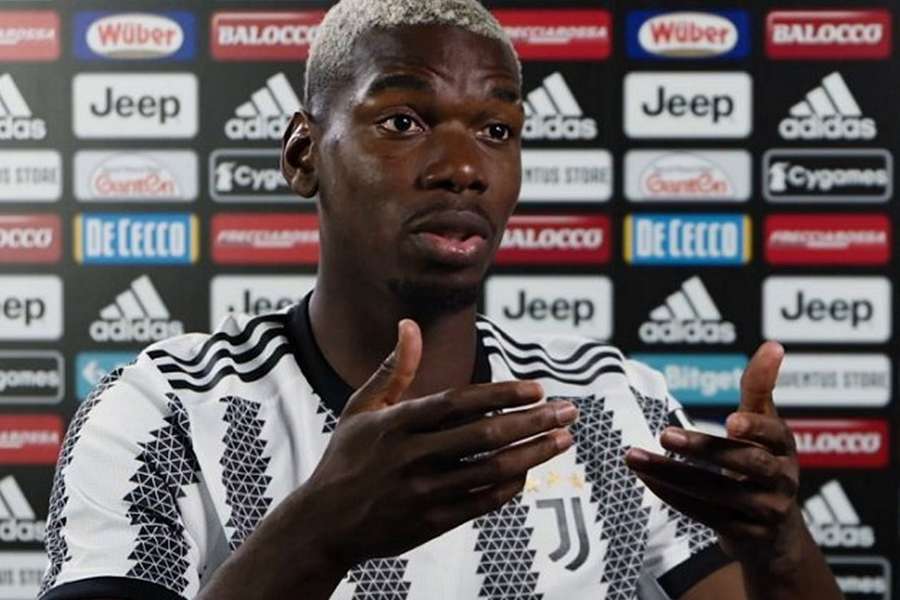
[364,72,521,104]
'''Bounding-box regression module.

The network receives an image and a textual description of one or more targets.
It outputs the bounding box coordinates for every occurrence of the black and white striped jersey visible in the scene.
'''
[39,295,732,600]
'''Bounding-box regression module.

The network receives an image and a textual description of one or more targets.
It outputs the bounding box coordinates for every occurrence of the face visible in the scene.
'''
[285,25,523,316]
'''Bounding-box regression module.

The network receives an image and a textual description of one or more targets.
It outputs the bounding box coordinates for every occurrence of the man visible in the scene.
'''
[40,1,843,599]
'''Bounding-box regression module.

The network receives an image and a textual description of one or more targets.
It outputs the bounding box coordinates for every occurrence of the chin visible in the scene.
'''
[388,273,482,319]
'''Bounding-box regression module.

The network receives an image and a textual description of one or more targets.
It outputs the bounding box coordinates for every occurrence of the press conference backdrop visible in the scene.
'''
[0,0,897,597]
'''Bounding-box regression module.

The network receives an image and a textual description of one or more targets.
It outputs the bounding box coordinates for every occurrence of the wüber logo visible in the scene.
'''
[764,149,892,203]
[90,275,183,343]
[765,214,890,266]
[763,276,891,343]
[0,476,44,543]
[493,9,611,60]
[0,214,61,264]
[766,10,892,60]
[74,213,198,265]
[523,72,597,141]
[0,10,60,61]
[624,214,752,266]
[624,72,752,138]
[211,213,319,265]
[0,414,62,465]
[74,150,198,202]
[788,419,888,469]
[803,480,874,549]
[639,276,736,345]
[211,11,324,61]
[73,73,198,139]
[210,149,294,202]
[0,74,46,141]
[625,150,751,202]
[627,10,750,59]
[779,72,876,140]
[496,215,610,265]
[225,72,302,141]
[74,11,196,61]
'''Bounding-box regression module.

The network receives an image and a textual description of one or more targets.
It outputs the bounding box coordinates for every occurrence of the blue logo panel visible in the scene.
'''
[626,10,750,60]
[75,352,136,400]
[74,11,197,61]
[75,213,198,265]
[632,354,747,405]
[624,213,751,266]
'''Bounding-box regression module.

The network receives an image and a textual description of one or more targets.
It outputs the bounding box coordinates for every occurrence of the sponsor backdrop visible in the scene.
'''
[0,0,897,597]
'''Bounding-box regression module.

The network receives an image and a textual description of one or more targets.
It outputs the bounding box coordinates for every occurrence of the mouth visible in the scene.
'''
[407,211,493,267]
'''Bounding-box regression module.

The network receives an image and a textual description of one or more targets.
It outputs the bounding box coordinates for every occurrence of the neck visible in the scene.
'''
[309,270,479,400]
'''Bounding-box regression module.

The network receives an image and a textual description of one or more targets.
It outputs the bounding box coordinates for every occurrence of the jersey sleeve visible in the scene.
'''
[38,353,207,600]
[624,359,735,600]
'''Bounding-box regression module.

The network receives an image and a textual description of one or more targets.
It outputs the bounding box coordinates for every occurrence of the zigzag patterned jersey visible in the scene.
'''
[39,296,731,600]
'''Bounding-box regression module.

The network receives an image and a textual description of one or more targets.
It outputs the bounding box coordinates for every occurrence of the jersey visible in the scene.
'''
[38,295,732,600]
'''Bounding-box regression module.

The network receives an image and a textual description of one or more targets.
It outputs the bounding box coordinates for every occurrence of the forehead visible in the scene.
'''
[349,24,521,98]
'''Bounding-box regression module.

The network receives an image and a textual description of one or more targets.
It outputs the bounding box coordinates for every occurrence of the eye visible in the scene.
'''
[482,123,512,141]
[378,114,423,134]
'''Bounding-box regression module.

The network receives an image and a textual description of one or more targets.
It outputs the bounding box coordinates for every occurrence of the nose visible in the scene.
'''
[418,125,488,195]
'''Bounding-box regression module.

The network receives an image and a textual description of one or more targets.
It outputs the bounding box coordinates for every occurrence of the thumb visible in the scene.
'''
[343,319,422,417]
[737,340,784,417]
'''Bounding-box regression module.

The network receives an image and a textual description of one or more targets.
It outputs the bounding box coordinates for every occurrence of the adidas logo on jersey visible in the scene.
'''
[778,72,876,140]
[803,479,874,548]
[0,73,47,141]
[89,275,183,343]
[225,72,302,141]
[0,475,44,543]
[523,72,598,141]
[639,276,736,344]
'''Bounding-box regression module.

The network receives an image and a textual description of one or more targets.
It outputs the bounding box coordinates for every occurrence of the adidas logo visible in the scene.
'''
[225,72,302,141]
[803,479,874,549]
[89,275,183,343]
[639,276,736,344]
[779,72,876,140]
[0,475,44,543]
[0,73,47,141]
[523,72,597,141]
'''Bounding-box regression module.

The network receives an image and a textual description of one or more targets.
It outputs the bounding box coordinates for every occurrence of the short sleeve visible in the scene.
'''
[625,359,735,599]
[39,355,207,600]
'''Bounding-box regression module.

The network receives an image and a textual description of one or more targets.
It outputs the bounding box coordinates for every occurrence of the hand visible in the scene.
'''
[625,342,805,568]
[294,320,577,570]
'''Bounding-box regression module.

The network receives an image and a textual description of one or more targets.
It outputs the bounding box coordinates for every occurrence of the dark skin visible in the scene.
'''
[87,24,842,600]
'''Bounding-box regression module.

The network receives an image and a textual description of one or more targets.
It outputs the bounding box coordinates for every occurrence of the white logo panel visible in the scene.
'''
[485,275,612,339]
[624,72,752,138]
[210,275,316,328]
[625,150,751,201]
[520,150,612,202]
[0,150,61,202]
[74,150,198,202]
[0,276,62,340]
[763,277,891,343]
[774,353,890,407]
[73,73,198,139]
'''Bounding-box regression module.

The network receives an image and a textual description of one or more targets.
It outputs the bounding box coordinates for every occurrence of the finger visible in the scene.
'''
[343,319,422,416]
[625,447,750,493]
[738,341,784,416]
[422,476,526,534]
[725,413,797,455]
[423,401,578,460]
[659,428,795,489]
[423,429,573,495]
[389,380,544,431]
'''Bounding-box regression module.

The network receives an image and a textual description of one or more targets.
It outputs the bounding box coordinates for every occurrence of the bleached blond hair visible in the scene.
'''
[304,0,520,115]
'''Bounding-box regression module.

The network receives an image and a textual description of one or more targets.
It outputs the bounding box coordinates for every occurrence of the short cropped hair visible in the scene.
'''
[304,0,520,116]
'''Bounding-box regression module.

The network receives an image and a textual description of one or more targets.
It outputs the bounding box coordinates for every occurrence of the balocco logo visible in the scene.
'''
[0,226,52,249]
[789,419,888,468]
[767,10,892,60]
[211,11,325,60]
[495,215,610,265]
[797,432,881,454]
[502,226,603,250]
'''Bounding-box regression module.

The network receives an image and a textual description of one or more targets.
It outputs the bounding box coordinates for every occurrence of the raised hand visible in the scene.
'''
[297,319,578,570]
[624,342,805,565]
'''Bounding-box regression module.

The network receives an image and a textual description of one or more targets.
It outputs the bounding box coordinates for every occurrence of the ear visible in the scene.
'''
[281,111,318,198]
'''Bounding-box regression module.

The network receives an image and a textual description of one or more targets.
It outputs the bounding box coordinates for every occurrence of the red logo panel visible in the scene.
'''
[496,215,610,265]
[789,419,889,468]
[766,10,892,59]
[0,414,63,465]
[765,214,890,266]
[493,10,611,60]
[211,213,319,265]
[0,11,60,61]
[0,214,62,264]
[211,11,325,61]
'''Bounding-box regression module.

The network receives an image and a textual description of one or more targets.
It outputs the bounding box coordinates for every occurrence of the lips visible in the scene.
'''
[407,210,493,267]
